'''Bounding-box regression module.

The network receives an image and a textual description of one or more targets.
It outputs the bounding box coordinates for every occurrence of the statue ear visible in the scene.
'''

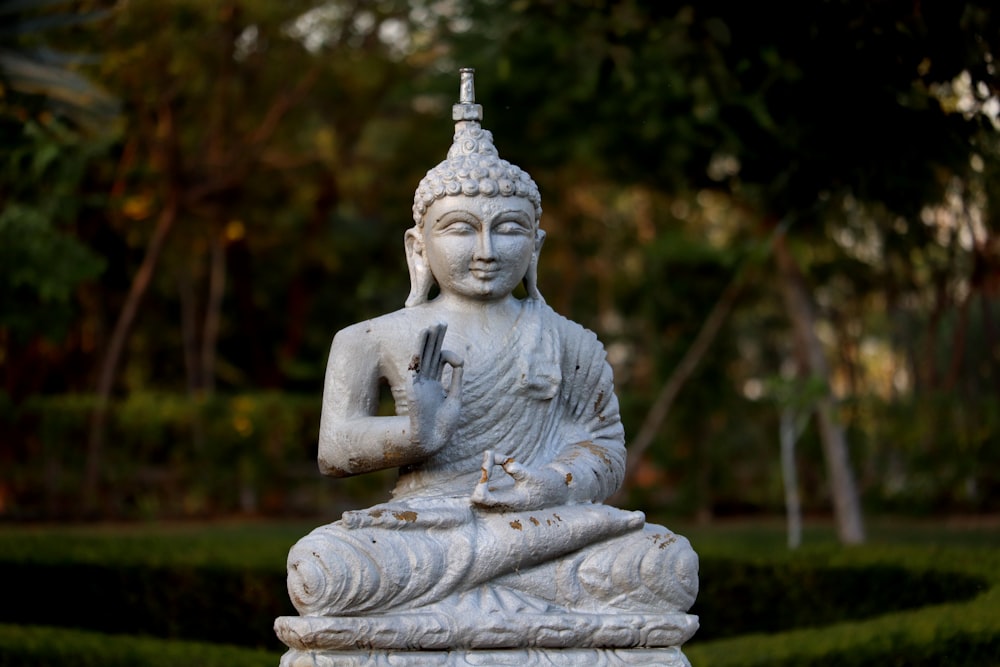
[524,229,546,303]
[404,227,434,307]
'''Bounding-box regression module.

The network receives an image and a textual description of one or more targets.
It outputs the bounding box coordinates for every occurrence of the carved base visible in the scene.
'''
[279,647,691,666]
[275,612,698,651]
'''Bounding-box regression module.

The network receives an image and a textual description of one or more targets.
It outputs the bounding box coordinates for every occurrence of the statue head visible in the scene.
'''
[406,69,545,307]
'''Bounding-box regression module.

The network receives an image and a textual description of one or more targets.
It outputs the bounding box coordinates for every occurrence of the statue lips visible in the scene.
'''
[469,263,502,280]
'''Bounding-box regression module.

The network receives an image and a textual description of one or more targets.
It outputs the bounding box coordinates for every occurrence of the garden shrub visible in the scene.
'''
[0,624,280,667]
[2,526,998,666]
[3,392,387,520]
[0,561,293,649]
[5,391,1000,521]
[686,545,1000,666]
[693,557,984,640]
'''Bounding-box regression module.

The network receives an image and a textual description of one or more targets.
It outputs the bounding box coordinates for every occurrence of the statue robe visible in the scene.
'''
[287,299,697,619]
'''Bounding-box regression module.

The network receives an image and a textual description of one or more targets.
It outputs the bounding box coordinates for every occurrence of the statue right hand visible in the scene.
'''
[407,323,464,456]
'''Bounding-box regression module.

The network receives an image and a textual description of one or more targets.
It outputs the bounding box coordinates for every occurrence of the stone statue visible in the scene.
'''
[274,69,699,667]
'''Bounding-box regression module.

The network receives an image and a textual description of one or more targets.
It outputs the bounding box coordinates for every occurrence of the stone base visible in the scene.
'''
[279,647,691,666]
[274,612,698,651]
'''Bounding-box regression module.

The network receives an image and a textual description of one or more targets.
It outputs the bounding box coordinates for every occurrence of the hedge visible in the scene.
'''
[3,392,395,520]
[2,523,999,665]
[4,390,1000,521]
[0,624,279,667]
[686,545,1000,666]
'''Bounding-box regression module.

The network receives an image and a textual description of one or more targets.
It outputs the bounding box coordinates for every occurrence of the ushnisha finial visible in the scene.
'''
[412,68,541,227]
[453,67,483,123]
[459,67,475,104]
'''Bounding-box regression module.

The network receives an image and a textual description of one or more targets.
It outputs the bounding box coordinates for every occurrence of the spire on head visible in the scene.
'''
[412,68,542,227]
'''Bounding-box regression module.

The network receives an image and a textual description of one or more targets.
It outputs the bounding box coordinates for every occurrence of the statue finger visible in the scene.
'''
[427,322,446,379]
[480,450,495,481]
[441,350,463,369]
[441,351,464,395]
[413,327,432,377]
[501,459,528,482]
[470,480,494,506]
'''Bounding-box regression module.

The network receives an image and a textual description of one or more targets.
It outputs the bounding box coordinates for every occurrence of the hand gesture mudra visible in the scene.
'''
[407,323,464,456]
[471,450,570,511]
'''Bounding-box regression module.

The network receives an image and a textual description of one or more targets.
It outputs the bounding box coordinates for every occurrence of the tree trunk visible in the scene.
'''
[780,407,804,549]
[611,275,743,504]
[980,294,1000,398]
[177,258,200,393]
[944,294,970,392]
[85,199,178,512]
[200,229,227,394]
[773,233,865,544]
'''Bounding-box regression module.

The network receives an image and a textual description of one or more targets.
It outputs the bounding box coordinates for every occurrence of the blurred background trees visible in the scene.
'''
[2,0,997,536]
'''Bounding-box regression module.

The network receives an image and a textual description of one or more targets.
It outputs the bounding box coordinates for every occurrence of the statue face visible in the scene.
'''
[421,195,536,303]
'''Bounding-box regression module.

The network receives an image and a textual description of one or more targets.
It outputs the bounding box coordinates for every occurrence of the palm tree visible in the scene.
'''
[0,0,118,133]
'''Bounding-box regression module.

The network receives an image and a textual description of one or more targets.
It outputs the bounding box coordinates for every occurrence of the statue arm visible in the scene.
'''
[545,325,627,503]
[316,324,416,477]
[547,379,627,504]
[317,322,464,478]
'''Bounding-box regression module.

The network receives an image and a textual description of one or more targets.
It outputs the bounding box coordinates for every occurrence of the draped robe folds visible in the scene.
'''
[286,299,698,622]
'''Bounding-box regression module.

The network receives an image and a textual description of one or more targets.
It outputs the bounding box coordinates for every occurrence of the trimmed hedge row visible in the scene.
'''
[0,624,279,667]
[1,524,998,666]
[692,556,984,641]
[2,561,293,648]
[0,522,302,651]
[6,390,1000,520]
[686,545,1000,666]
[2,552,984,648]
[4,392,395,520]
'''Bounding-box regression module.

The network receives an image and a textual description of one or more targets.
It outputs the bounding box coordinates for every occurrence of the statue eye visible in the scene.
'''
[495,220,530,235]
[437,219,476,234]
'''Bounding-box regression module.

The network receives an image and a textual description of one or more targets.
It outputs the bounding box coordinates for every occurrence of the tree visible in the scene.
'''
[76,0,478,511]
[0,0,118,399]
[448,0,999,541]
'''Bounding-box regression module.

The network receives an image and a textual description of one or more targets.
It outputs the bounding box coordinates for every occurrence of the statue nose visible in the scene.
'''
[474,229,495,259]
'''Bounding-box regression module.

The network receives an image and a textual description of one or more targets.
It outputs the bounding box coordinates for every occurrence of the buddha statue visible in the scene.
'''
[274,69,699,667]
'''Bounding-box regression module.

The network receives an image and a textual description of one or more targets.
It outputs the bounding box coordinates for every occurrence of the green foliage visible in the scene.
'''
[0,204,101,338]
[0,522,998,665]
[0,118,108,342]
[6,388,998,521]
[0,202,104,341]
[1,561,291,649]
[686,544,1000,666]
[0,0,119,133]
[693,557,983,641]
[857,393,1000,514]
[1,0,999,526]
[0,624,279,667]
[4,392,395,519]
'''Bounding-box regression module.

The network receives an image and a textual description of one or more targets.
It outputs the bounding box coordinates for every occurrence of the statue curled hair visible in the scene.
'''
[407,73,544,307]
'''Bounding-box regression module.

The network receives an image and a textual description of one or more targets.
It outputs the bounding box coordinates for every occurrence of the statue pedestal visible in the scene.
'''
[279,647,691,667]
[275,611,697,667]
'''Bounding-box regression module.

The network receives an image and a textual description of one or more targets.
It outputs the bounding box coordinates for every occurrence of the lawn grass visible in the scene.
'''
[662,514,1000,554]
[0,517,318,569]
[3,514,995,566]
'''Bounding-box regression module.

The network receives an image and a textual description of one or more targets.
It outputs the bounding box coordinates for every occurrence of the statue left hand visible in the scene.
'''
[471,450,570,511]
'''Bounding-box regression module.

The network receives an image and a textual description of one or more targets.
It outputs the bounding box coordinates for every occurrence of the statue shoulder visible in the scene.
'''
[536,303,605,354]
[329,308,423,358]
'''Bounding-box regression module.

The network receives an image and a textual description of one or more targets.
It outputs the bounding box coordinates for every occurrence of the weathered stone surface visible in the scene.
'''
[279,647,692,667]
[274,609,698,650]
[276,68,699,664]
